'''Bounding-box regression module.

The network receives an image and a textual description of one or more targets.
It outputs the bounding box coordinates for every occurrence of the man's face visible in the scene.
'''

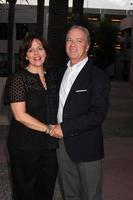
[66,28,89,65]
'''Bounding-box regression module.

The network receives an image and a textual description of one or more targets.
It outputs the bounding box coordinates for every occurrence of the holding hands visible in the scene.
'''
[48,124,63,139]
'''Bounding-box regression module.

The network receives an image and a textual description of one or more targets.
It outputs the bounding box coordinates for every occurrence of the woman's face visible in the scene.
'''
[26,39,46,68]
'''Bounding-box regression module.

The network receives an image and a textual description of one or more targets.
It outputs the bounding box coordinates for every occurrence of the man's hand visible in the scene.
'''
[50,124,63,139]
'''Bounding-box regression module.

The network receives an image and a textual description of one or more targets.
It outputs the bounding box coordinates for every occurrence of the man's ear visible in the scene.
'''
[86,45,89,52]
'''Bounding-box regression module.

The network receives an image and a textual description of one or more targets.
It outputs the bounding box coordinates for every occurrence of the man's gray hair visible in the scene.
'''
[66,25,91,44]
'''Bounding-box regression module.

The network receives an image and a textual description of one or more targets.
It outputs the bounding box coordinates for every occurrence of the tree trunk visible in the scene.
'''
[7,0,17,73]
[47,0,69,69]
[71,0,84,25]
[36,0,45,37]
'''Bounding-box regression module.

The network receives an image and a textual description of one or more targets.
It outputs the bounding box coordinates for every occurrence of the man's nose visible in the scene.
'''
[71,40,76,46]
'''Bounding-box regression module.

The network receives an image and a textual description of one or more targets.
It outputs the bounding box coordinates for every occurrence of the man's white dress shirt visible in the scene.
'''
[57,57,88,123]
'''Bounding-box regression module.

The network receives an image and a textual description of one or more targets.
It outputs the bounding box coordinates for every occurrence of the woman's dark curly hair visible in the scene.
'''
[19,34,49,69]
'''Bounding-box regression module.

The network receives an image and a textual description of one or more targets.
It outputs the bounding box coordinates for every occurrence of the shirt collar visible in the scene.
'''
[67,57,88,71]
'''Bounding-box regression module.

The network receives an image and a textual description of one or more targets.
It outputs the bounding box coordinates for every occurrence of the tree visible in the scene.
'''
[93,19,119,69]
[6,0,28,73]
[71,0,84,25]
[0,0,6,9]
[36,0,45,37]
[47,0,69,69]
[7,0,17,73]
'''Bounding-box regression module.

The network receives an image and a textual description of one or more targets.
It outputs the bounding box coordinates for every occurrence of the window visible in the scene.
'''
[15,53,21,72]
[0,53,8,76]
[0,23,8,40]
[16,23,37,40]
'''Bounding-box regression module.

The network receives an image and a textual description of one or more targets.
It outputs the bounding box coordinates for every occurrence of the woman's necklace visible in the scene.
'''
[39,74,47,90]
[26,66,47,90]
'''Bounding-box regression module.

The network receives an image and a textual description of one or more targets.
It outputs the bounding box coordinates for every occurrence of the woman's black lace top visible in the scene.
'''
[4,68,58,151]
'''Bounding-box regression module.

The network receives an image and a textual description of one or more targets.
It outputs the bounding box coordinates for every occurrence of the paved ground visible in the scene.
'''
[103,137,133,200]
[0,81,133,200]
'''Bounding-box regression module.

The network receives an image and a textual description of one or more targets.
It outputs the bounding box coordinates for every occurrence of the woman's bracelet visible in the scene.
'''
[45,125,51,134]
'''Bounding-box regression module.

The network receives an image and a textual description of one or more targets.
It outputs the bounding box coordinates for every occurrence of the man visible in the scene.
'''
[50,25,110,200]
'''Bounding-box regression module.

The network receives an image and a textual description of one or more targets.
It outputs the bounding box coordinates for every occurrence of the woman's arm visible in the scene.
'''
[11,101,49,133]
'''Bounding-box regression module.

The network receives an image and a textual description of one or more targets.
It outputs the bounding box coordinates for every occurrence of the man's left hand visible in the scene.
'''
[50,124,63,139]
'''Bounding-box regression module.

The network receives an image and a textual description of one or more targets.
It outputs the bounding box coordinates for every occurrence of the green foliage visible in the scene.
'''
[94,19,119,68]
[0,0,4,2]
[84,18,119,69]
[0,0,5,9]
[96,19,118,47]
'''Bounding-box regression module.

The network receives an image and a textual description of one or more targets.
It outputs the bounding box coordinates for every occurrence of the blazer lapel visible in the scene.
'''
[64,61,92,104]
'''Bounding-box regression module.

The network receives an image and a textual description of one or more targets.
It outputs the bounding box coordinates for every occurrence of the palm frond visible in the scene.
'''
[20,0,29,5]
[0,0,6,10]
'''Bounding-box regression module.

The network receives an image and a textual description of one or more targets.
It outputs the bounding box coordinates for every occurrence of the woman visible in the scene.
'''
[4,34,58,200]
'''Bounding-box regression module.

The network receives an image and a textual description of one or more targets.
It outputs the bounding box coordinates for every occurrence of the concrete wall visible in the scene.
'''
[0,78,11,125]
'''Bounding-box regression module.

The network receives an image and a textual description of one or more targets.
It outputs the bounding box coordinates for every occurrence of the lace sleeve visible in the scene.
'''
[4,73,26,104]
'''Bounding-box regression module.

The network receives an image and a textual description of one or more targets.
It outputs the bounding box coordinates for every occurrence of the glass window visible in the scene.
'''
[15,53,20,72]
[0,23,8,40]
[0,53,8,76]
[16,23,37,40]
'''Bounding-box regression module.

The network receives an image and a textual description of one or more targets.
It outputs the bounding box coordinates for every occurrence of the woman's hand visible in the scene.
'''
[49,124,63,139]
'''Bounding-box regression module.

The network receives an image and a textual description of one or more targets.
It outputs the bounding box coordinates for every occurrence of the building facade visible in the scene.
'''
[121,15,133,83]
[0,4,128,77]
[0,4,49,75]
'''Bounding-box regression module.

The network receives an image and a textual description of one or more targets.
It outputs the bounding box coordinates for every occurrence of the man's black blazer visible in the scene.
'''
[59,60,110,162]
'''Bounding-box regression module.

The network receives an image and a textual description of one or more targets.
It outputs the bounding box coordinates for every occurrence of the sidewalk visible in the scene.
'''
[1,127,133,200]
[0,81,133,200]
[102,81,133,200]
[103,137,133,200]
